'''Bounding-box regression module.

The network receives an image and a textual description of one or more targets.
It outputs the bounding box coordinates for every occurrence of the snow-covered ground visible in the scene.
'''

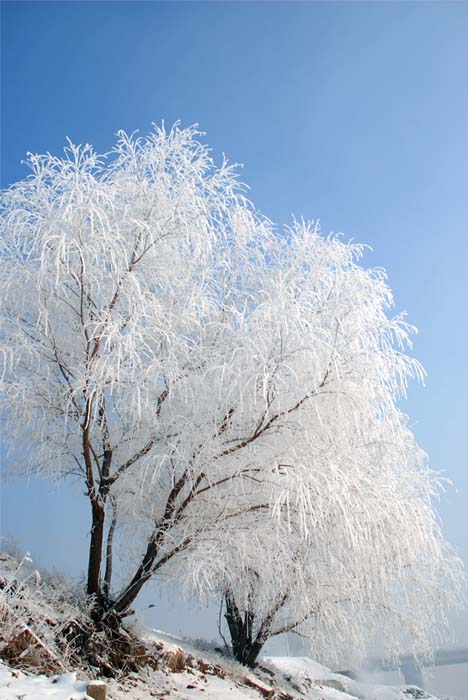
[1,553,464,700]
[0,631,461,700]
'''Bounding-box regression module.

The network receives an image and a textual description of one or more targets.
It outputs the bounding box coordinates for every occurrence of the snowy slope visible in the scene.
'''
[265,657,447,700]
[0,633,454,700]
[0,666,92,699]
[0,554,458,700]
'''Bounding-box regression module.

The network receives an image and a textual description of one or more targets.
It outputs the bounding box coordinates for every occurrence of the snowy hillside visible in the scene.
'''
[0,552,461,700]
[0,633,455,700]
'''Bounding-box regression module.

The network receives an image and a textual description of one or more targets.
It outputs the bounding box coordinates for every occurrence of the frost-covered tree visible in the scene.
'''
[181,432,465,668]
[171,228,466,668]
[0,124,276,622]
[0,124,464,651]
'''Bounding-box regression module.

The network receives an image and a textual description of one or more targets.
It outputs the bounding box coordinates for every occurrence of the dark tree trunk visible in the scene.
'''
[103,497,118,600]
[83,410,113,613]
[87,499,106,603]
[111,535,160,614]
[110,474,191,616]
[244,639,265,668]
[224,590,265,668]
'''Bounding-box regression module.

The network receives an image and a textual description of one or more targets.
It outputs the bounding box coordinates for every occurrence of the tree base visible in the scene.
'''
[63,615,159,677]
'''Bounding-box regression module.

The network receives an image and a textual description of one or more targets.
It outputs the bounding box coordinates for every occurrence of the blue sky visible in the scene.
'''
[1,0,468,673]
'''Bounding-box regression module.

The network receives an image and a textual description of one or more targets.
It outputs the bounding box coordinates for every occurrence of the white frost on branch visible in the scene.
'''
[0,125,465,649]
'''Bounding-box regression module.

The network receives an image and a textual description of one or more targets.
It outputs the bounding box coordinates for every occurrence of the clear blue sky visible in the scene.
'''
[1,0,468,666]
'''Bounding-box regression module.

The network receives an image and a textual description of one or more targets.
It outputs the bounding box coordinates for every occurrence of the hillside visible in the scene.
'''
[0,638,448,700]
[0,551,456,700]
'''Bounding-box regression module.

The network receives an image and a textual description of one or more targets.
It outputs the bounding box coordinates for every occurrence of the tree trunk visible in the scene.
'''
[244,639,264,668]
[110,477,190,616]
[87,499,106,603]
[103,498,118,601]
[224,590,265,668]
[111,536,159,615]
